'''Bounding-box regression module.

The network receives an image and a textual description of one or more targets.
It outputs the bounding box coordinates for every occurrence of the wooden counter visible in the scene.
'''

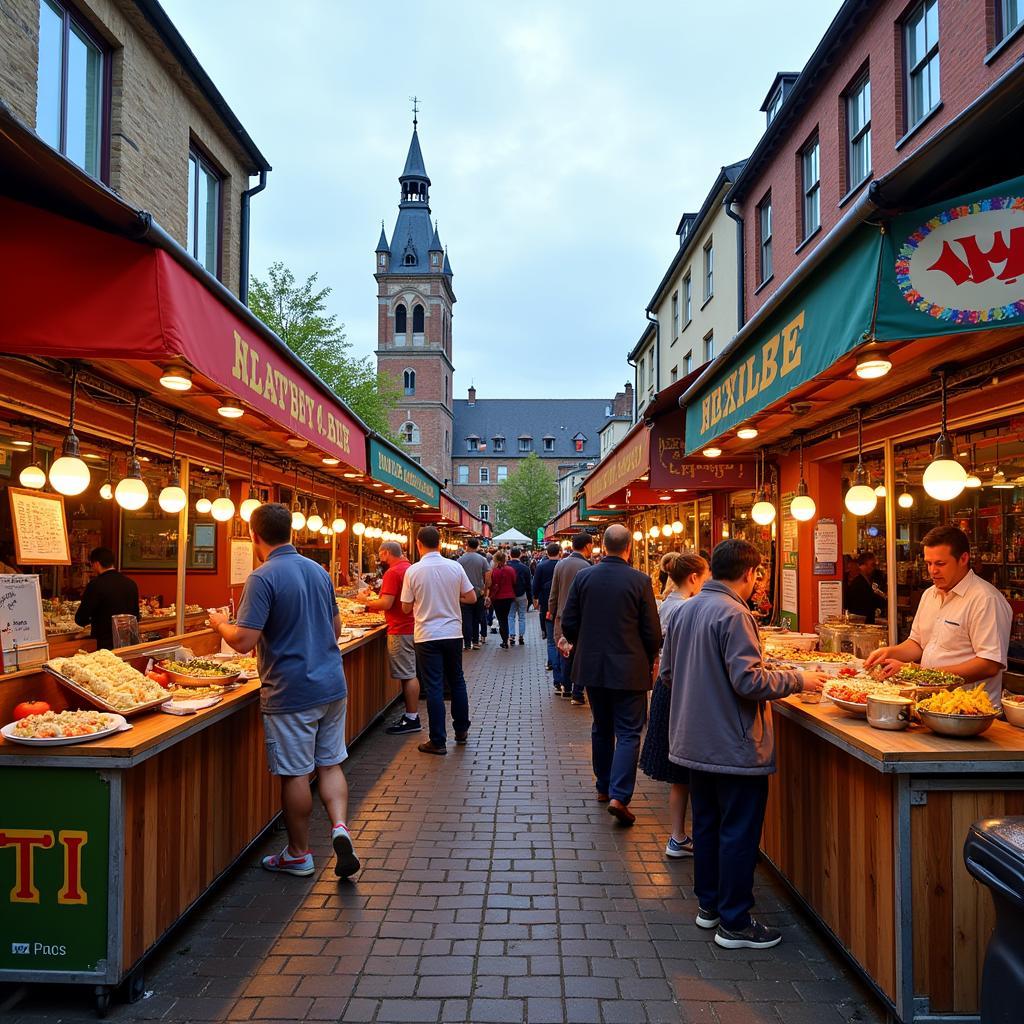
[0,626,395,1009]
[763,696,1024,1024]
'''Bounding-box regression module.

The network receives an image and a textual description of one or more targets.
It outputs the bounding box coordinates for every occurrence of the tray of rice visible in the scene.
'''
[46,650,170,716]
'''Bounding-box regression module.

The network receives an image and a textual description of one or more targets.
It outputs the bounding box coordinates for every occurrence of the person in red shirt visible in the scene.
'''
[489,550,518,649]
[356,540,420,734]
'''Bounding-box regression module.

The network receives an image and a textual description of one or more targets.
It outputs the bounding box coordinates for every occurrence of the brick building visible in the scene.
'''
[0,0,270,300]
[728,0,1024,323]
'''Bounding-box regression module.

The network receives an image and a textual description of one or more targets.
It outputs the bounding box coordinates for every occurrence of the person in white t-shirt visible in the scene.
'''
[401,525,478,755]
[865,525,1012,707]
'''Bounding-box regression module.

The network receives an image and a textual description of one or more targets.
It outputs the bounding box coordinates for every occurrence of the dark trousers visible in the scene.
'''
[585,687,648,803]
[539,600,548,639]
[546,631,562,687]
[688,770,769,931]
[493,598,513,643]
[415,638,470,747]
[461,598,485,647]
[564,648,582,699]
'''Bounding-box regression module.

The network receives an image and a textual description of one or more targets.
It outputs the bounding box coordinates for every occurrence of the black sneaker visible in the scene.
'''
[490,627,498,634]
[518,636,525,645]
[500,641,509,649]
[385,715,422,735]
[695,906,720,929]
[714,919,782,949]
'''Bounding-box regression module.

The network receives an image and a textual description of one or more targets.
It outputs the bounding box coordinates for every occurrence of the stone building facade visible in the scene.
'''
[0,0,269,298]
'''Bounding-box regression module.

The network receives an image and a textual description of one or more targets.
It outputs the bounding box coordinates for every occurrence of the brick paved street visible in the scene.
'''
[4,624,888,1024]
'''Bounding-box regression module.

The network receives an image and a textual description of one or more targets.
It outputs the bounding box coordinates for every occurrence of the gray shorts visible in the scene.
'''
[262,699,348,776]
[387,634,417,680]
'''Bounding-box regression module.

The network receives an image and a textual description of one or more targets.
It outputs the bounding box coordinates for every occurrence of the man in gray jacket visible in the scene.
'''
[662,539,825,949]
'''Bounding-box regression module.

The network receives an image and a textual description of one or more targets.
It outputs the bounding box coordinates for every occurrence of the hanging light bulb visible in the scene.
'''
[289,466,306,530]
[922,369,967,501]
[964,443,982,489]
[158,417,187,514]
[898,490,914,508]
[649,525,661,538]
[332,516,347,533]
[18,424,45,489]
[209,434,235,521]
[238,446,261,522]
[306,497,324,533]
[114,395,149,510]
[790,433,817,522]
[874,483,887,497]
[672,520,683,534]
[844,408,877,516]
[196,491,213,514]
[751,448,777,525]
[49,367,91,496]
[353,521,366,536]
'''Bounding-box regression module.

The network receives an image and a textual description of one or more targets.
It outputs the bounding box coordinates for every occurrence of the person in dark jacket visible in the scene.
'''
[845,552,887,624]
[532,542,561,645]
[75,547,140,650]
[548,533,593,701]
[662,539,826,949]
[508,547,533,645]
[560,523,661,826]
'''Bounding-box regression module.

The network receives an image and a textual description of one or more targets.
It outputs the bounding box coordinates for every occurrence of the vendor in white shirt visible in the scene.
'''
[865,525,1012,708]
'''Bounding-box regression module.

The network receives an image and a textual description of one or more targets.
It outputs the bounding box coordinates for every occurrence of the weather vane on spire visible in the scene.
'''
[410,95,420,129]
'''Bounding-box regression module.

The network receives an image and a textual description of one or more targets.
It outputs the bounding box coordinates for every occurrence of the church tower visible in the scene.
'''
[375,114,455,483]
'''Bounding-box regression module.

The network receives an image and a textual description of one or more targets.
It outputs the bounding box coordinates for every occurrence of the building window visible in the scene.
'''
[543,437,555,453]
[765,87,784,125]
[479,504,489,522]
[445,429,450,454]
[479,467,490,484]
[497,465,508,482]
[444,375,448,403]
[518,437,532,453]
[649,354,655,392]
[703,241,714,301]
[757,194,772,284]
[379,253,386,267]
[413,304,425,333]
[704,331,714,361]
[801,134,820,238]
[36,0,107,180]
[671,291,679,339]
[638,356,645,395]
[431,252,439,266]
[846,72,871,191]
[401,421,420,445]
[457,465,469,485]
[394,303,407,342]
[670,365,678,383]
[1000,0,1024,41]
[683,274,692,324]
[187,148,222,275]
[905,0,940,131]
[493,437,505,452]
[404,253,415,266]
[403,368,415,395]
[466,436,479,452]
[684,350,693,374]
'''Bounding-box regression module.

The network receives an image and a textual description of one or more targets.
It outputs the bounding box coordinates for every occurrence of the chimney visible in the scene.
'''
[612,383,633,418]
[467,385,476,406]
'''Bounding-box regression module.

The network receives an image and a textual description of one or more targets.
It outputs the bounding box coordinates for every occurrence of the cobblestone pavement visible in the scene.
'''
[4,622,889,1024]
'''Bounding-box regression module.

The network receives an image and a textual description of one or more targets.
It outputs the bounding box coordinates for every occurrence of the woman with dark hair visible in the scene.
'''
[640,552,710,859]
[489,550,517,649]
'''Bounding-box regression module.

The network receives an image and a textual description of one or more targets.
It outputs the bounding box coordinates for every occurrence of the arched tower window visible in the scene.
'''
[395,304,407,334]
[413,304,425,333]
[401,421,420,444]
[403,369,416,396]
[404,253,416,265]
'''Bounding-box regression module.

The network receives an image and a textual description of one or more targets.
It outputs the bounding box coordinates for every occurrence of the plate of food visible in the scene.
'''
[161,693,223,715]
[46,650,170,716]
[916,686,999,737]
[823,678,913,717]
[156,658,243,688]
[210,653,258,679]
[1001,693,1024,729]
[2,710,130,746]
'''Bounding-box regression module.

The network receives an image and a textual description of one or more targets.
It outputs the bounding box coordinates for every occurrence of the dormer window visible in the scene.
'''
[519,435,533,453]
[765,88,784,124]
[543,435,556,453]
[572,432,587,453]
[492,436,505,453]
[431,253,439,266]
[466,434,480,453]
[404,253,415,266]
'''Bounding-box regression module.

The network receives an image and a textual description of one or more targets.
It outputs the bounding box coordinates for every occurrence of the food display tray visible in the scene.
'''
[43,665,170,718]
[1,713,131,746]
[156,663,242,688]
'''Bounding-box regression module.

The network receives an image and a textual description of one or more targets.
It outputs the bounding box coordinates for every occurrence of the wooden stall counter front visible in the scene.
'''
[0,626,394,1013]
[763,697,1024,1024]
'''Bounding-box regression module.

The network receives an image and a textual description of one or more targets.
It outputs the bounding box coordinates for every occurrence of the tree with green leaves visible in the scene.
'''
[495,453,558,541]
[249,261,402,441]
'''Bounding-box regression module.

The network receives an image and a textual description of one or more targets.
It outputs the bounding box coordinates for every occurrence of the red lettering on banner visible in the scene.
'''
[58,830,88,905]
[928,227,1024,286]
[0,829,54,903]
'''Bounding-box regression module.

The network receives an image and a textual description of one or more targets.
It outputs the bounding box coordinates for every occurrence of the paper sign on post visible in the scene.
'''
[230,539,254,587]
[818,579,844,622]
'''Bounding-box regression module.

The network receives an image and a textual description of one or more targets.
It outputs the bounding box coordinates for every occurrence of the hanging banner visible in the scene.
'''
[367,439,439,508]
[584,427,650,506]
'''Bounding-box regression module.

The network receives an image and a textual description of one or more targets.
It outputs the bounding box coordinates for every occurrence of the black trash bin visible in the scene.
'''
[964,817,1024,1024]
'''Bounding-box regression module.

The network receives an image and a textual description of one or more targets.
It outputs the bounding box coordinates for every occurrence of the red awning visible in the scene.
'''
[0,197,366,471]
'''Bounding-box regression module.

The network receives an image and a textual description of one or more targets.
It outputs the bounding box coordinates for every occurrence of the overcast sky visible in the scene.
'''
[165,1,839,400]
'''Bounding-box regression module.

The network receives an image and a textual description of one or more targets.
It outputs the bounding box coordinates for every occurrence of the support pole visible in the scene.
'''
[176,457,190,636]
[884,439,898,646]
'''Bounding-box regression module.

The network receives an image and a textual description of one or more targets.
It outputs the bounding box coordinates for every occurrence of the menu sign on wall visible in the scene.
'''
[7,488,71,565]
[230,540,254,587]
[0,573,48,673]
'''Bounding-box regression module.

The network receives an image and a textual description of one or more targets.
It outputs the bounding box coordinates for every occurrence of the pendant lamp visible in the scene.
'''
[330,481,346,533]
[751,449,777,526]
[922,369,967,501]
[18,424,46,489]
[158,416,187,514]
[790,432,816,522]
[210,435,236,522]
[290,465,306,531]
[964,444,982,489]
[240,447,261,522]
[99,451,114,500]
[844,408,877,517]
[49,366,91,495]
[897,458,914,508]
[114,394,149,510]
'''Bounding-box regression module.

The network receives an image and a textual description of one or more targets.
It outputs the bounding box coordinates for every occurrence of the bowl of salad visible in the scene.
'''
[156,658,242,688]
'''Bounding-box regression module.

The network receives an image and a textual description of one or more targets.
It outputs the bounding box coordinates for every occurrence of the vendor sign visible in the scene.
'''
[650,418,756,489]
[685,227,879,454]
[368,439,439,508]
[585,426,650,506]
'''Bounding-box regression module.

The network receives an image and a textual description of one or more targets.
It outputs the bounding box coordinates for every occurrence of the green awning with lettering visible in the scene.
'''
[368,438,440,508]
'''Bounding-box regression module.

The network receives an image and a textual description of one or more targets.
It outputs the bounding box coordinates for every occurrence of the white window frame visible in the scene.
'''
[671,291,679,339]
[683,274,692,324]
[479,504,489,522]
[846,72,871,191]
[401,421,420,445]
[801,134,820,239]
[904,0,940,131]
[518,437,532,453]
[758,194,772,284]
[479,467,490,484]
[704,331,714,362]
[457,464,468,485]
[543,437,555,453]
[497,465,508,482]
[1001,0,1024,41]
[703,241,714,301]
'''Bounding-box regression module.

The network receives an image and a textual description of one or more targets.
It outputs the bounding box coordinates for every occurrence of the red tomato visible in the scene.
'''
[13,700,50,720]
[146,670,170,688]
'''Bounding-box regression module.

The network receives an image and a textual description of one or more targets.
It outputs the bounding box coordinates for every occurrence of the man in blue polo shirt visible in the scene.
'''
[209,502,359,880]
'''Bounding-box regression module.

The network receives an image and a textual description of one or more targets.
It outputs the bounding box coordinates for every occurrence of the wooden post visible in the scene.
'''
[176,457,189,636]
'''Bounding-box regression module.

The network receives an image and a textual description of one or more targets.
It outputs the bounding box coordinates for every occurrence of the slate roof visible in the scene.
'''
[378,128,442,276]
[452,398,615,460]
[376,223,390,253]
[401,128,430,182]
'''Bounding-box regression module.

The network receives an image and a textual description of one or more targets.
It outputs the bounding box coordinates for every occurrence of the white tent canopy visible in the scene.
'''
[491,527,531,544]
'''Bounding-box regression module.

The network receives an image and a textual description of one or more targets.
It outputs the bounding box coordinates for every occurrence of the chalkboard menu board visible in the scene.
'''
[8,488,71,565]
[0,574,45,653]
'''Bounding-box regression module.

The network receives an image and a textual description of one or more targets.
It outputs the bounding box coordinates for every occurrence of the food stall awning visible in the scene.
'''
[0,196,368,471]
[367,437,439,509]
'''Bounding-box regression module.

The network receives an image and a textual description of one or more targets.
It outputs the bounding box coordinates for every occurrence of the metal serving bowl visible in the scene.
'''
[917,708,998,738]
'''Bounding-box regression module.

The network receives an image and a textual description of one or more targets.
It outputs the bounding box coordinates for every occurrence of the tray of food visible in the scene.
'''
[880,665,966,694]
[916,686,998,737]
[823,678,915,717]
[46,650,171,716]
[341,613,386,628]
[209,653,259,679]
[155,658,242,688]
[760,631,819,652]
[2,709,130,746]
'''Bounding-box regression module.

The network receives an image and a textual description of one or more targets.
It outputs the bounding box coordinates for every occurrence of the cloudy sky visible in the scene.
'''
[166,1,838,400]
